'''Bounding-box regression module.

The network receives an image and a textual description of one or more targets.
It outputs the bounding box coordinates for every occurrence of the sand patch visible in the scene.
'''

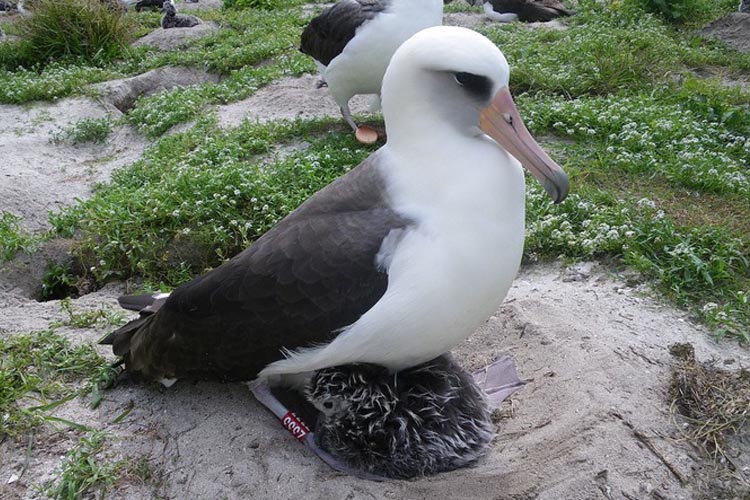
[0,97,147,233]
[216,74,373,128]
[702,12,750,53]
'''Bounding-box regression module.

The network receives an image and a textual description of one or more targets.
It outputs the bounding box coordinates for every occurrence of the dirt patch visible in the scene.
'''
[216,74,373,128]
[702,12,750,53]
[92,65,222,112]
[2,262,748,499]
[443,11,496,30]
[0,97,147,234]
[131,21,219,51]
[0,238,75,300]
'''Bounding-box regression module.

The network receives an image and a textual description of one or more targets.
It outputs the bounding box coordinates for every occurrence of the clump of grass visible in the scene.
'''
[625,0,736,24]
[0,211,38,261]
[45,431,121,500]
[0,330,110,437]
[41,263,80,301]
[46,434,159,499]
[55,297,126,328]
[0,5,310,106]
[223,0,291,9]
[669,343,750,458]
[50,117,113,145]
[14,0,134,65]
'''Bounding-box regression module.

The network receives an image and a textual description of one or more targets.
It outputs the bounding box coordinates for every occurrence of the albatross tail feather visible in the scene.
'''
[100,291,167,355]
[100,315,155,356]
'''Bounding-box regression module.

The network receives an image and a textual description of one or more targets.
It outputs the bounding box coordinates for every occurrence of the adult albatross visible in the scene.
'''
[468,0,574,23]
[299,0,444,143]
[102,26,569,387]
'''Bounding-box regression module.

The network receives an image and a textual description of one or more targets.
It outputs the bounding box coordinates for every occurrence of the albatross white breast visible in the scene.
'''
[102,26,568,387]
[299,0,444,142]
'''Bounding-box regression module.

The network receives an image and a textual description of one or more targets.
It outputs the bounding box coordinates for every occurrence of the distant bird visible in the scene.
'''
[467,0,574,22]
[740,0,749,13]
[306,354,494,478]
[101,27,568,389]
[299,0,444,143]
[135,0,165,12]
[161,0,199,28]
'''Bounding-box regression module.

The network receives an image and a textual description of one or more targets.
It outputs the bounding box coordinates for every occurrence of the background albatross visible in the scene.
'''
[102,26,569,388]
[299,0,444,143]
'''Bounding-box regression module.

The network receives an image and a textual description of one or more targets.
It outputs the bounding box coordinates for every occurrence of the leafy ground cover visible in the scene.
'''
[0,327,117,438]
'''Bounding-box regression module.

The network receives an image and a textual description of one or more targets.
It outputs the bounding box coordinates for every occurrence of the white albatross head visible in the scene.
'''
[381,26,569,203]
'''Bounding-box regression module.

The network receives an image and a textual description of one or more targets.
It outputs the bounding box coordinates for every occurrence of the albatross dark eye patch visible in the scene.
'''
[454,72,492,101]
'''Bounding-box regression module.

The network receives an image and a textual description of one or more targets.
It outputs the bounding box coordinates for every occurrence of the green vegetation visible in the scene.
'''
[44,431,157,499]
[0,330,112,437]
[223,0,292,9]
[45,431,125,499]
[628,0,724,24]
[52,117,374,282]
[13,0,135,66]
[51,117,114,145]
[0,211,38,261]
[56,297,126,328]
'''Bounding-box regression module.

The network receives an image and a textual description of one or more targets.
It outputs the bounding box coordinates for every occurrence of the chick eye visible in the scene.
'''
[323,401,334,409]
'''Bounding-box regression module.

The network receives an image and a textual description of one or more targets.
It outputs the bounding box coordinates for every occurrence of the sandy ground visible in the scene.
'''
[2,8,750,500]
[1,263,748,499]
[217,74,374,128]
[0,98,147,233]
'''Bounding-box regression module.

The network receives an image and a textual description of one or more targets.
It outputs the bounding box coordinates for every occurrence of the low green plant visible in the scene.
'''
[45,431,122,500]
[41,263,79,300]
[51,117,374,283]
[0,330,110,437]
[50,117,113,145]
[0,63,123,104]
[56,297,126,328]
[0,211,38,261]
[625,0,735,24]
[45,433,158,499]
[14,0,134,65]
[223,0,285,9]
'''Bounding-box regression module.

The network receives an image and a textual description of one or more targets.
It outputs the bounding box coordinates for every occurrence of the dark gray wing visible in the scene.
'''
[300,0,390,66]
[103,153,413,382]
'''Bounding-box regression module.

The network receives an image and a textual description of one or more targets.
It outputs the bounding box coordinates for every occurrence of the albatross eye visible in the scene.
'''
[323,401,334,409]
[453,72,493,101]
